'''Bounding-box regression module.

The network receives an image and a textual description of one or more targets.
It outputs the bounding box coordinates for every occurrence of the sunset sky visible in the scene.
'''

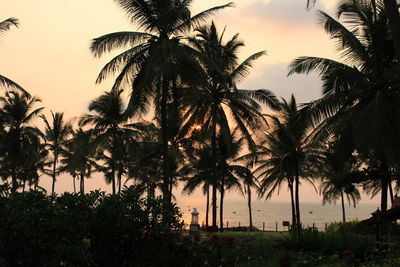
[0,0,378,205]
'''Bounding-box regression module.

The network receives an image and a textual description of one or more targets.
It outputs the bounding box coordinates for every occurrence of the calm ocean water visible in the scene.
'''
[178,198,378,231]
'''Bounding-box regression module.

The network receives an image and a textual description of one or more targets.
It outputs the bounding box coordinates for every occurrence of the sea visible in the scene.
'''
[177,198,379,231]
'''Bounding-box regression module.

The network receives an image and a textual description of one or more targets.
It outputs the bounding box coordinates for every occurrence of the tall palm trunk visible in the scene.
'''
[205,185,210,227]
[212,184,218,230]
[340,189,346,222]
[295,167,301,228]
[169,179,173,201]
[380,159,390,245]
[118,171,122,194]
[111,164,116,195]
[149,181,155,199]
[73,176,76,194]
[161,75,170,202]
[381,177,389,212]
[247,184,253,229]
[294,162,302,240]
[289,179,297,227]
[11,168,17,194]
[383,0,400,61]
[211,128,218,231]
[80,172,85,194]
[381,159,390,213]
[11,129,21,193]
[22,180,26,192]
[51,154,58,195]
[111,136,117,195]
[219,177,225,231]
[389,181,394,205]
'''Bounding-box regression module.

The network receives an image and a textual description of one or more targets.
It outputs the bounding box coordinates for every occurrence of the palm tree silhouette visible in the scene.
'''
[317,142,362,222]
[289,0,400,214]
[127,122,163,199]
[183,22,279,230]
[0,91,43,192]
[241,96,316,229]
[61,129,97,194]
[306,0,400,61]
[41,111,73,195]
[80,90,137,194]
[90,0,233,201]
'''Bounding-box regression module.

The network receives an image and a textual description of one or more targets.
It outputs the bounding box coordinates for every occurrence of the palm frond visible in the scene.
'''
[91,31,153,57]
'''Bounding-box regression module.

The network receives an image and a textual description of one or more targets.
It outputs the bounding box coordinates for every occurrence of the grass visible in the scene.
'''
[181,228,400,266]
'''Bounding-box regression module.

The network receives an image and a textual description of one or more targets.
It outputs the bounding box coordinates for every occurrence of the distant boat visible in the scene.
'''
[309,211,313,214]
[257,209,261,212]
[233,211,236,214]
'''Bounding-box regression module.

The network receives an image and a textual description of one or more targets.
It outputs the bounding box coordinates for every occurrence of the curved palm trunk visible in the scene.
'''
[383,0,400,61]
[80,172,85,194]
[161,75,170,202]
[219,178,225,232]
[340,189,346,222]
[205,185,210,227]
[289,179,297,227]
[247,184,253,229]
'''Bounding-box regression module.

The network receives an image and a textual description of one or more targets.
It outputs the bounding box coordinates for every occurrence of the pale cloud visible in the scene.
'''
[239,62,323,104]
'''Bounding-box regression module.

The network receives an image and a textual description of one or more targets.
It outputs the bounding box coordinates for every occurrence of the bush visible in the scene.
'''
[282,226,375,265]
[0,186,182,266]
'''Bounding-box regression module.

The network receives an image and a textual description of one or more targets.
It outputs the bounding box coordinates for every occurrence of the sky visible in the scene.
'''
[0,0,379,205]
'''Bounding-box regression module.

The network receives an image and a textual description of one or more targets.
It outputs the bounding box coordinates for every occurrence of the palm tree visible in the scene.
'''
[181,125,216,227]
[61,129,97,194]
[289,0,400,214]
[126,122,164,199]
[182,22,279,230]
[317,143,362,222]
[90,0,233,201]
[20,141,49,193]
[215,131,255,231]
[0,18,28,96]
[0,91,43,192]
[307,0,400,61]
[41,111,72,195]
[79,90,137,194]
[240,96,317,229]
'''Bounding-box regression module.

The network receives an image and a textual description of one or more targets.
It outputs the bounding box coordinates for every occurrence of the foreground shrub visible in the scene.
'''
[0,186,182,266]
[282,226,375,265]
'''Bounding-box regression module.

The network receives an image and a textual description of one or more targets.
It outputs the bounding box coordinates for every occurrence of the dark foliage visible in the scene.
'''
[0,186,182,267]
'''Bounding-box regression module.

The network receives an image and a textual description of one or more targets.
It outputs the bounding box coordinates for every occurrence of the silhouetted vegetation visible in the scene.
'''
[0,186,181,266]
[0,0,400,265]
